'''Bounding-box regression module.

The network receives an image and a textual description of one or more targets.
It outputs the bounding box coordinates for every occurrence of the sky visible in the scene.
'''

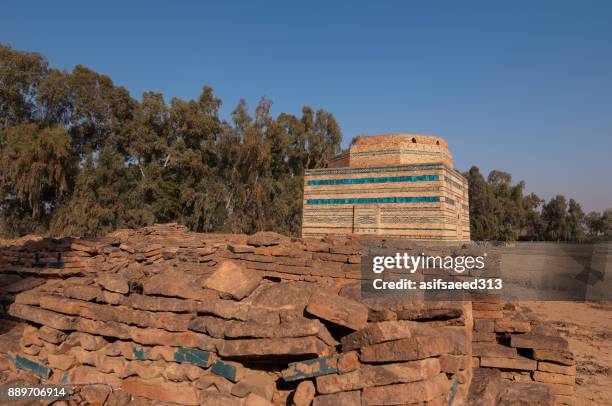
[2,1,611,212]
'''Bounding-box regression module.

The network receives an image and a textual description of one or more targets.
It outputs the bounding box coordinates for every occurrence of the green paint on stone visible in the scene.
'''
[211,360,237,382]
[61,371,69,385]
[132,345,147,360]
[174,348,211,368]
[15,355,51,379]
[283,355,338,382]
[48,261,64,269]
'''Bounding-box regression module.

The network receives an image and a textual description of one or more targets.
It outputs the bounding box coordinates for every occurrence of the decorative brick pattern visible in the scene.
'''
[302,134,470,241]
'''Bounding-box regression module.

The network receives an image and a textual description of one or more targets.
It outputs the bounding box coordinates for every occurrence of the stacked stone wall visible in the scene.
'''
[0,224,573,405]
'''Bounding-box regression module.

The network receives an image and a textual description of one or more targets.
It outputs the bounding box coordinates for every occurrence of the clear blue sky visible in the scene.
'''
[2,1,611,212]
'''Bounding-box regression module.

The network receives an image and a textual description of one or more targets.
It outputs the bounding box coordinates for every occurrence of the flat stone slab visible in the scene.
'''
[313,391,361,406]
[306,290,368,330]
[219,336,330,360]
[203,261,262,300]
[316,358,440,394]
[480,356,537,371]
[497,380,554,406]
[361,372,450,405]
[341,320,413,351]
[360,335,454,363]
[511,334,568,351]
[532,349,574,366]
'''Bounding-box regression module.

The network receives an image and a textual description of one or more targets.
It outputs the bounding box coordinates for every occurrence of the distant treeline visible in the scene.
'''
[465,167,611,242]
[0,45,610,241]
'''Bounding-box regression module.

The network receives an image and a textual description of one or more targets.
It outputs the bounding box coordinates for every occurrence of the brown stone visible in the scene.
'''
[69,366,121,386]
[63,284,123,305]
[439,354,468,374]
[247,231,285,246]
[199,392,244,406]
[67,332,108,351]
[472,357,480,369]
[39,294,192,332]
[244,393,274,406]
[473,310,503,319]
[495,319,532,333]
[251,281,315,312]
[419,325,468,356]
[105,390,132,406]
[71,240,98,254]
[480,356,537,371]
[9,303,76,331]
[204,261,262,300]
[195,375,234,393]
[47,353,76,371]
[13,289,42,305]
[473,331,497,342]
[293,380,315,406]
[467,367,501,406]
[38,326,67,344]
[247,307,280,324]
[472,302,503,311]
[224,319,323,339]
[553,394,575,405]
[538,362,576,376]
[80,385,111,406]
[306,289,368,330]
[532,349,574,366]
[395,304,464,322]
[361,373,450,405]
[3,277,45,293]
[189,316,228,338]
[316,358,440,394]
[231,374,276,401]
[219,336,329,360]
[95,274,129,294]
[337,351,360,373]
[229,244,256,253]
[143,270,216,301]
[360,335,454,363]
[497,381,554,406]
[196,297,249,320]
[128,326,219,351]
[474,318,495,332]
[125,294,197,313]
[511,334,568,351]
[472,343,518,358]
[341,320,413,351]
[546,383,575,396]
[500,371,533,383]
[313,391,361,406]
[533,371,575,386]
[163,362,206,382]
[122,377,200,405]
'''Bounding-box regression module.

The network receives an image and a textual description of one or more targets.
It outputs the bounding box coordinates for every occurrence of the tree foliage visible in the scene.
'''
[466,166,608,242]
[0,44,341,237]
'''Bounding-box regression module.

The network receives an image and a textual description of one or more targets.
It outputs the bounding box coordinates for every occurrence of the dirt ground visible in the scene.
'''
[521,301,612,406]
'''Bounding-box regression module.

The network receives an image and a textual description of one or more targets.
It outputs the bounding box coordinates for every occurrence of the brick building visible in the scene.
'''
[301,134,470,241]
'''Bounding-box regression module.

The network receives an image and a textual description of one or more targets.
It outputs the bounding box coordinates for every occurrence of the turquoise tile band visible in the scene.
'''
[306,196,440,205]
[307,174,439,186]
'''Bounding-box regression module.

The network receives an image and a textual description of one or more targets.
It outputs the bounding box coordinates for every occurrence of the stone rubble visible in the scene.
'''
[0,223,576,405]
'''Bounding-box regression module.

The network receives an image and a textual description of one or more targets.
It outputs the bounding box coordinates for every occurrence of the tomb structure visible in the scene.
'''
[302,134,470,241]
